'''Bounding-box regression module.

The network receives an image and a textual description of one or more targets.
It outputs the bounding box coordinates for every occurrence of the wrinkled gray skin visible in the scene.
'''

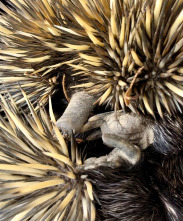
[56,91,154,168]
[82,112,154,168]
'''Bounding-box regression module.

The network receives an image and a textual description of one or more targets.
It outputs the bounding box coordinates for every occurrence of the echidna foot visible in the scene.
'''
[82,111,154,150]
[83,146,140,170]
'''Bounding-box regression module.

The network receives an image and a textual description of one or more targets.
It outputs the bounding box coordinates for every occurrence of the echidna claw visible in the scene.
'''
[86,130,102,141]
[81,111,114,133]
[88,111,115,122]
[81,120,103,133]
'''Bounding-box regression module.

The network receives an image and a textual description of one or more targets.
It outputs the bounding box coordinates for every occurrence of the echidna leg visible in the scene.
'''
[82,134,141,170]
[102,133,141,165]
[56,91,96,136]
[83,145,141,170]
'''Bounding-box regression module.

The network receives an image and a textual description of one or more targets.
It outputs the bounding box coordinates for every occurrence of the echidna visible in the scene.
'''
[1,0,183,119]
[0,91,95,221]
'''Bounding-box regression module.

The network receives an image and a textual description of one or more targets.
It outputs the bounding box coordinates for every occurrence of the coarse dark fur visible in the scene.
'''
[153,115,183,153]
[85,147,183,221]
[149,151,183,220]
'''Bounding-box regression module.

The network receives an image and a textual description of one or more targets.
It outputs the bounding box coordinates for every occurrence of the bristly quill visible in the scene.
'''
[1,0,183,118]
[0,90,95,221]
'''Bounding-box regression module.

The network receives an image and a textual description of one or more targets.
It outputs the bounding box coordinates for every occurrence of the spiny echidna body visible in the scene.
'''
[0,91,95,221]
[1,0,183,119]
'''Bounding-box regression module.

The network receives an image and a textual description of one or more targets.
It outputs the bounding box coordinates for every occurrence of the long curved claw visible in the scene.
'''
[81,134,141,170]
[81,111,114,133]
[88,111,115,122]
[102,133,141,165]
[81,119,103,133]
[86,130,102,141]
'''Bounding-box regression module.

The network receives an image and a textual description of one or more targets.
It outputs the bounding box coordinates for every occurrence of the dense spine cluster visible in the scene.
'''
[0,0,73,108]
[0,91,95,221]
[132,0,183,118]
[0,0,183,118]
[61,0,183,118]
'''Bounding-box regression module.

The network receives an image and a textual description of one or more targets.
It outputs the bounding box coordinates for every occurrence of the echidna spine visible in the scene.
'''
[0,90,95,221]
